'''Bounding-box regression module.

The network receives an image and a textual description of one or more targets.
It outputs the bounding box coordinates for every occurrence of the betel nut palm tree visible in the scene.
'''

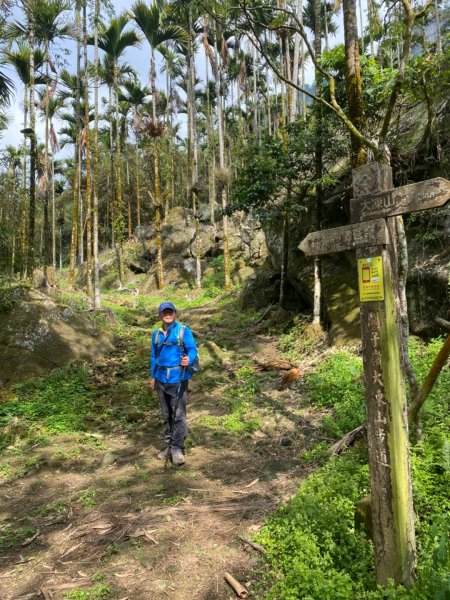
[119,79,151,229]
[34,0,72,286]
[130,0,188,290]
[97,14,140,288]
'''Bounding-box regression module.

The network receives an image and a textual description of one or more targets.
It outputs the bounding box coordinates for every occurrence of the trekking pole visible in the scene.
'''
[164,365,187,469]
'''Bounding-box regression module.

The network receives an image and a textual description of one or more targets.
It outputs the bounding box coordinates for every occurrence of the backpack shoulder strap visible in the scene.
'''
[178,324,186,349]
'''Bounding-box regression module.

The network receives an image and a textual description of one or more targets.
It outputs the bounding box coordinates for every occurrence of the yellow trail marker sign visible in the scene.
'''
[358,256,384,301]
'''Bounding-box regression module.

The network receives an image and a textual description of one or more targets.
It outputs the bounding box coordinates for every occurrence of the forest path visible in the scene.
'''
[0,295,326,600]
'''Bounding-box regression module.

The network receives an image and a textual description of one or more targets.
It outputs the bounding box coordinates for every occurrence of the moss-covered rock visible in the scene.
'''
[0,290,115,384]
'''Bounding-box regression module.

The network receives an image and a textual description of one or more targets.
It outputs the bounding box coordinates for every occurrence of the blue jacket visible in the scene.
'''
[150,321,198,384]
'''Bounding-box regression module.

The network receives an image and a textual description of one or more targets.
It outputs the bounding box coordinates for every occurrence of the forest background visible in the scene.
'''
[0,0,449,598]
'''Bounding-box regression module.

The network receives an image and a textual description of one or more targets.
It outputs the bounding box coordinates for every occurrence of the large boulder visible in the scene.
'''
[0,289,115,384]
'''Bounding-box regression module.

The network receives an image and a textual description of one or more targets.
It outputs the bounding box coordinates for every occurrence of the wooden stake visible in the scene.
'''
[353,163,416,588]
[224,572,249,598]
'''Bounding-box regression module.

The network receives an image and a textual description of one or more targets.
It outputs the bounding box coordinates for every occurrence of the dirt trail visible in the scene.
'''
[0,299,325,599]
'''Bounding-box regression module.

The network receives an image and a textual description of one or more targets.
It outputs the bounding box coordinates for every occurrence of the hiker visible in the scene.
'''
[150,301,198,466]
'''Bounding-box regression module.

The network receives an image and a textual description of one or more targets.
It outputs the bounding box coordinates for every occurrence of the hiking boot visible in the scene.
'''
[171,449,185,466]
[157,448,170,460]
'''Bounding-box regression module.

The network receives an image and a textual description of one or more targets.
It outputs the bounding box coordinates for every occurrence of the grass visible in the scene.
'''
[198,364,263,435]
[304,350,365,438]
[0,363,92,452]
[64,585,112,600]
[0,524,37,553]
[74,487,99,508]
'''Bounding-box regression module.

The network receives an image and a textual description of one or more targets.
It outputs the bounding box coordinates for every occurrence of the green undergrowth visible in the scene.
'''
[0,278,30,312]
[0,524,37,553]
[304,350,365,439]
[198,365,263,435]
[63,584,112,600]
[0,363,91,453]
[278,317,328,362]
[255,337,450,599]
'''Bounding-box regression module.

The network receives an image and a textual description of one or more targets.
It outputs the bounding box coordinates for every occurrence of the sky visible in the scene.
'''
[0,0,362,156]
[2,0,154,152]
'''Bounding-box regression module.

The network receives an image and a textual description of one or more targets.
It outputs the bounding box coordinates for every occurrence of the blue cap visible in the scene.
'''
[159,301,176,313]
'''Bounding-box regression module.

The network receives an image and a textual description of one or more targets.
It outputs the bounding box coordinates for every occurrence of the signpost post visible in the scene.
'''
[299,163,450,588]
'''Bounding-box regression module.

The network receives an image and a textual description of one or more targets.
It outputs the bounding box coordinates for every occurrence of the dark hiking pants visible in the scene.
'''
[156,380,188,451]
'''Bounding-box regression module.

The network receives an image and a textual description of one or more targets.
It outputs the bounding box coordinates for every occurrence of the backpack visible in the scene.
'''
[154,324,200,374]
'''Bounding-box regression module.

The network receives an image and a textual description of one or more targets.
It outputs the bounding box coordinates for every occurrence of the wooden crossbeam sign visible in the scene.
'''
[299,219,388,256]
[350,177,450,223]
[299,164,449,589]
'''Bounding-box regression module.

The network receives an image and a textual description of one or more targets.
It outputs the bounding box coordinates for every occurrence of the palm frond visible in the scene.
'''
[131,0,188,49]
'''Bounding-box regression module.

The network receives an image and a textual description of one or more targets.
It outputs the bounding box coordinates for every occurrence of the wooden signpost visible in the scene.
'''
[300,163,450,588]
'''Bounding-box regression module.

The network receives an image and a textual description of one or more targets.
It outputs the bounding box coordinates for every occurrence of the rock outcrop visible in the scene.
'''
[0,289,115,384]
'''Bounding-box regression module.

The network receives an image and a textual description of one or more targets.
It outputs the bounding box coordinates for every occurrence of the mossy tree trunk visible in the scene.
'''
[353,163,416,589]
[343,0,366,167]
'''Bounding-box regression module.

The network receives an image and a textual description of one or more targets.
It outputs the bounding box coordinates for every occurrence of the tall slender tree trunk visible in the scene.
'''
[188,13,201,288]
[20,84,28,277]
[92,0,100,308]
[279,37,287,128]
[43,40,51,286]
[205,50,216,226]
[214,27,231,289]
[291,0,303,119]
[108,85,114,249]
[150,47,164,290]
[358,0,365,55]
[68,161,79,283]
[324,3,330,51]
[27,19,36,279]
[51,158,56,271]
[312,0,323,325]
[76,1,83,266]
[114,61,125,287]
[252,41,260,143]
[434,0,442,53]
[135,142,141,227]
[83,1,92,298]
[343,0,366,167]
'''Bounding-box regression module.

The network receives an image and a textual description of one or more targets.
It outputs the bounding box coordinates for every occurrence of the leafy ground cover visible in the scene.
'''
[253,337,450,599]
[0,284,448,599]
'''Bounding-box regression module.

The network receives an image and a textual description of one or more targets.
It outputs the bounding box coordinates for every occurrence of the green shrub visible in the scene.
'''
[305,351,365,437]
[255,338,450,599]
[256,451,374,598]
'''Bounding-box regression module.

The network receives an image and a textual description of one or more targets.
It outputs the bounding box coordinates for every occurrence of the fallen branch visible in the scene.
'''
[21,529,40,547]
[409,332,450,435]
[329,425,366,455]
[238,535,266,554]
[224,571,249,598]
